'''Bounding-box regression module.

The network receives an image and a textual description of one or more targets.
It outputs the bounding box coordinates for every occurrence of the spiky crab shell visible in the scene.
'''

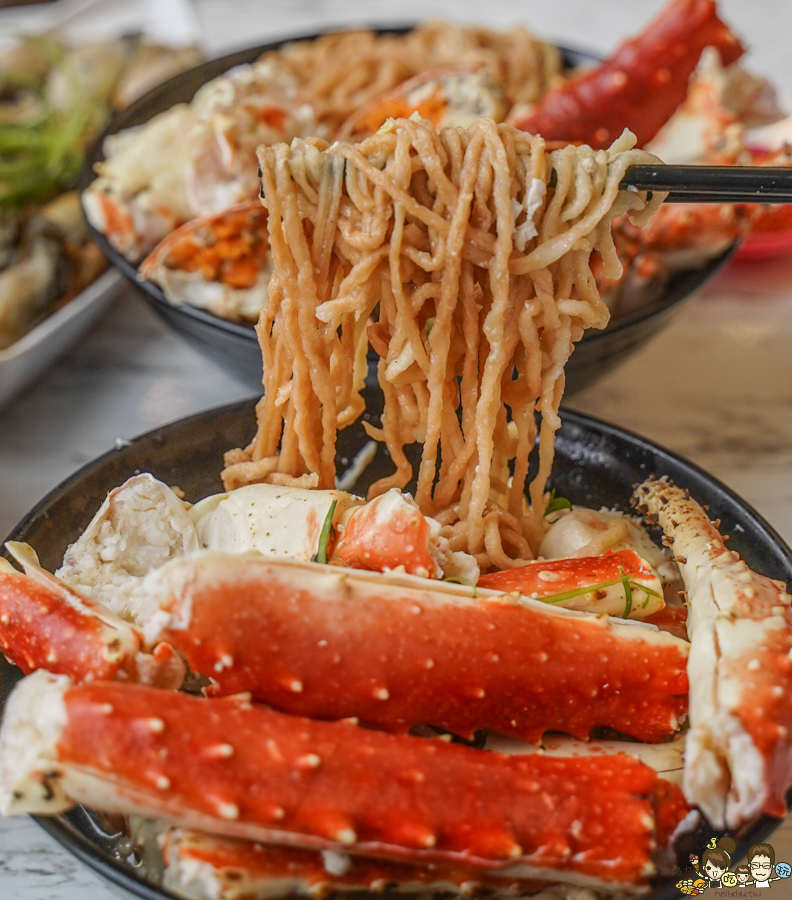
[634,477,792,827]
[161,829,553,899]
[0,672,668,892]
[141,552,688,743]
[0,543,184,689]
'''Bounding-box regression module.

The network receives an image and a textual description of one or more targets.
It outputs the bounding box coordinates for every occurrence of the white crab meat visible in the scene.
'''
[191,484,362,561]
[83,105,195,259]
[56,474,199,624]
[184,61,317,216]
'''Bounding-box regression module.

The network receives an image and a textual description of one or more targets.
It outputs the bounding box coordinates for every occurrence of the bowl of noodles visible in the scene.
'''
[6,99,792,900]
[1,396,788,900]
[81,25,736,391]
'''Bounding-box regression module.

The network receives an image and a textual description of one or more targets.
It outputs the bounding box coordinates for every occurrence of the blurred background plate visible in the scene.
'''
[83,35,735,394]
[0,269,124,412]
[2,396,790,899]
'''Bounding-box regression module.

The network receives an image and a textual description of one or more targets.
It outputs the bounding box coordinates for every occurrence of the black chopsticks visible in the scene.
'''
[621,165,792,204]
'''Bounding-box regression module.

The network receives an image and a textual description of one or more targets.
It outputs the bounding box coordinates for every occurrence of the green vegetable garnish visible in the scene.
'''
[533,571,661,616]
[442,575,476,597]
[312,499,337,565]
[0,36,109,209]
[548,168,558,189]
[544,489,573,517]
[425,317,436,340]
[621,567,633,618]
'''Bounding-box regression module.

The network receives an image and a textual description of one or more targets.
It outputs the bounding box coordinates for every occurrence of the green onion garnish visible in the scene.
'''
[533,570,661,617]
[442,575,476,597]
[621,567,633,618]
[544,489,573,517]
[312,499,337,565]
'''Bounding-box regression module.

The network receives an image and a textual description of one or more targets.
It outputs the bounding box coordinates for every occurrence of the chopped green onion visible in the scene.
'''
[442,575,476,597]
[533,573,628,605]
[312,499,337,565]
[544,488,573,517]
[425,317,436,340]
[0,35,109,209]
[621,568,633,618]
[533,570,655,618]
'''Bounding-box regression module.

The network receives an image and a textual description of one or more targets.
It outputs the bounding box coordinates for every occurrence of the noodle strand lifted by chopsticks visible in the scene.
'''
[223,117,663,569]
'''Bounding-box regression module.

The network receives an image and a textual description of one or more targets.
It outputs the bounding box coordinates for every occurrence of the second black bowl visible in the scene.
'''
[83,31,734,391]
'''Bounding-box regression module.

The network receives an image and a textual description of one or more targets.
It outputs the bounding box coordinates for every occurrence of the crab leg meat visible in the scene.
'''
[140,553,688,743]
[634,477,792,827]
[511,0,744,148]
[0,543,183,688]
[476,549,664,619]
[0,671,673,891]
[161,829,552,899]
[139,202,272,324]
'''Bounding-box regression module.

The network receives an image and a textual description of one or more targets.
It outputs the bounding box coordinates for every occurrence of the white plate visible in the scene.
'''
[0,269,125,411]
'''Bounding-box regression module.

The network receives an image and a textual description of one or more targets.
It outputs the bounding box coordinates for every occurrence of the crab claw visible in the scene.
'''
[0,671,674,891]
[338,65,507,141]
[0,543,183,688]
[511,0,744,148]
[140,553,688,743]
[634,477,792,827]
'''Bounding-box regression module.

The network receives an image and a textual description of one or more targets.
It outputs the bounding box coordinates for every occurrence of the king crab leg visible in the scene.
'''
[0,671,676,892]
[634,477,792,827]
[510,0,743,148]
[161,829,553,899]
[476,549,664,620]
[140,552,689,743]
[0,543,183,688]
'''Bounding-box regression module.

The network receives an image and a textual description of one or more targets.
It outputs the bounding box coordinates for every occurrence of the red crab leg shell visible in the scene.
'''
[0,543,183,688]
[511,0,744,148]
[162,829,551,898]
[142,553,688,742]
[477,549,663,618]
[0,672,664,890]
[635,478,792,827]
[332,490,441,578]
[650,779,694,850]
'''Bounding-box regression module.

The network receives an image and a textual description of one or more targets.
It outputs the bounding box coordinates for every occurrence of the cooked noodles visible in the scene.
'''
[222,117,662,569]
[264,23,561,135]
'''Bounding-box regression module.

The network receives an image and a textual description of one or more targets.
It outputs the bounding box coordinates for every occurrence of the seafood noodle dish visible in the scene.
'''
[87,0,790,329]
[3,111,792,900]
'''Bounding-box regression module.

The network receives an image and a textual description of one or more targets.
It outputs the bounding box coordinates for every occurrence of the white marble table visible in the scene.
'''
[2,0,792,897]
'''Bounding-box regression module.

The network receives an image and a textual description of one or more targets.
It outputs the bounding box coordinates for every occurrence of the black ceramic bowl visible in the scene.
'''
[82,32,734,392]
[1,398,790,899]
